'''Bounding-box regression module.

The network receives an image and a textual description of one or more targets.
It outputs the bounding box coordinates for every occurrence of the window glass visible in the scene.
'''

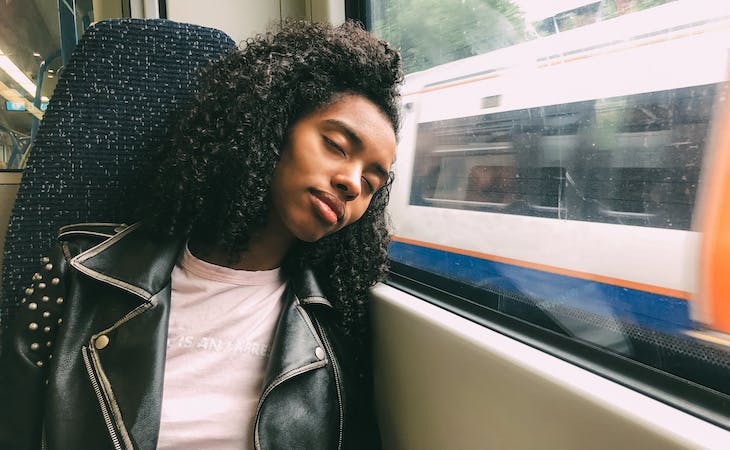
[372,0,678,73]
[371,0,730,420]
[0,0,130,170]
[410,85,710,229]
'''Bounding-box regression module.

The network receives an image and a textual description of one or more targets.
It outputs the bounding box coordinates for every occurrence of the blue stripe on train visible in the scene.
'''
[389,240,691,334]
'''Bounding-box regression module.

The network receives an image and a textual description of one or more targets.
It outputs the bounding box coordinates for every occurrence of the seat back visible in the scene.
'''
[1,19,235,324]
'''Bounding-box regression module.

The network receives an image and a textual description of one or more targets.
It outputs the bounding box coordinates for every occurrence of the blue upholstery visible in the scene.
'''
[1,19,235,325]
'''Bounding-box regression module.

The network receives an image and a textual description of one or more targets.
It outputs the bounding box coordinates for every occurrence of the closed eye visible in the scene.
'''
[362,176,374,193]
[323,135,346,156]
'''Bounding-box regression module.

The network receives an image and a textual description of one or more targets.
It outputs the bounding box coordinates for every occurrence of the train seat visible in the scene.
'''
[0,18,235,329]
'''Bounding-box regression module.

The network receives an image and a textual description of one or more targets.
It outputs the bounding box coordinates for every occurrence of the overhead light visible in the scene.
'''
[47,74,54,79]
[48,69,54,73]
[41,96,49,102]
[33,52,41,57]
[0,48,37,97]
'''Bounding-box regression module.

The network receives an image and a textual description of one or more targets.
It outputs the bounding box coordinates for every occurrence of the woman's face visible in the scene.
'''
[269,94,397,242]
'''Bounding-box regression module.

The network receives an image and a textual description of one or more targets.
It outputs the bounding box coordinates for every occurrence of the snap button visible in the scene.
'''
[95,335,110,350]
[315,346,325,360]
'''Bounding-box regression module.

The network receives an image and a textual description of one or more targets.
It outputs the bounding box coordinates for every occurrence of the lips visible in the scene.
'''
[311,189,345,225]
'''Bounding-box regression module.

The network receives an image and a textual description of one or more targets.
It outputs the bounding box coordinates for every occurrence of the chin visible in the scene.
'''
[292,227,328,243]
[286,216,339,243]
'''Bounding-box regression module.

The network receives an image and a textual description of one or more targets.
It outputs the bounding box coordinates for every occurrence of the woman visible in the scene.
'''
[0,20,402,449]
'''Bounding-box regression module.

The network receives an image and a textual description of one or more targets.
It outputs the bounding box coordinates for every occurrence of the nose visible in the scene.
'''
[333,165,362,201]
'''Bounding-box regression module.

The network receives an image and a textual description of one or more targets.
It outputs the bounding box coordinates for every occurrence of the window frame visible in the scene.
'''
[387,261,730,430]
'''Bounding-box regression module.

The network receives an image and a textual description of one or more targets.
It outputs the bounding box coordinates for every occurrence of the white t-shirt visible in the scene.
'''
[157,245,286,450]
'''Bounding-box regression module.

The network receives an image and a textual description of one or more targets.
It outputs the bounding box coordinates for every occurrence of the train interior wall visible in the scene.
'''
[371,284,728,449]
[164,0,344,43]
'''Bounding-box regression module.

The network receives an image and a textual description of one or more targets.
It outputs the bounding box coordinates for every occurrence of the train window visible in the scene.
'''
[0,1,131,170]
[369,0,730,427]
[409,86,709,229]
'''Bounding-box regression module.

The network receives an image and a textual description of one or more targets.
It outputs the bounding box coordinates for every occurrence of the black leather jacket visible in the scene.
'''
[0,222,379,450]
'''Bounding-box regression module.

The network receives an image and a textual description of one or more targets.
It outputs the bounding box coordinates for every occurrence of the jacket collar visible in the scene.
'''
[70,222,186,301]
[290,268,332,308]
[260,283,330,392]
[70,222,333,308]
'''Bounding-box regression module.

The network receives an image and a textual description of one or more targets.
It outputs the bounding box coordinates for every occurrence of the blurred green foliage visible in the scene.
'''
[371,0,527,73]
[371,0,678,73]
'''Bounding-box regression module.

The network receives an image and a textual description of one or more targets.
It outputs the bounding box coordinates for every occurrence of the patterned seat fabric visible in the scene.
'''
[1,19,235,329]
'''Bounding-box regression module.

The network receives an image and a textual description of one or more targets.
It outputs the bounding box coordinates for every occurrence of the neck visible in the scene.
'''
[189,225,294,271]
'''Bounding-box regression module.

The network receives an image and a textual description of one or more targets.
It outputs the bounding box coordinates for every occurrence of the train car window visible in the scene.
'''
[0,1,131,170]
[368,0,730,427]
[409,86,710,229]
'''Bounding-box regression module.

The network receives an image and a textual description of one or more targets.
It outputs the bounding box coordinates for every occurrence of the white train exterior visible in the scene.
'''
[388,1,730,339]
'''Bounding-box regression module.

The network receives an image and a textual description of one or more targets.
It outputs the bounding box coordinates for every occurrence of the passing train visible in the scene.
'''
[1,0,729,449]
[391,0,727,331]
[392,5,729,313]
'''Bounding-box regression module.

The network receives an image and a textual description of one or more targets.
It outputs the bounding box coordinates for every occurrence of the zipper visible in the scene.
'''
[314,320,345,450]
[41,421,47,450]
[82,346,123,450]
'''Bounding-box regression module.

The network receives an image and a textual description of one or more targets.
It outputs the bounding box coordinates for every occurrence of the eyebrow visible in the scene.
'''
[373,163,390,182]
[323,119,391,181]
[323,119,363,147]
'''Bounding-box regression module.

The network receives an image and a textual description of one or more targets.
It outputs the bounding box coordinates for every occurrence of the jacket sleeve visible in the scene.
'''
[0,241,69,450]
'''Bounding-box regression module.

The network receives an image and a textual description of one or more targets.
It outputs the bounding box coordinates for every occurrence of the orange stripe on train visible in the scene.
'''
[391,235,692,301]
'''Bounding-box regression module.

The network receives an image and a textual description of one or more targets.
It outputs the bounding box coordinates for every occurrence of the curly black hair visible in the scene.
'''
[140,20,403,366]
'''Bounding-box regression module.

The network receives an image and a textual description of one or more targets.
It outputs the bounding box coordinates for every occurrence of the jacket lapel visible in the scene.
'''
[261,281,327,389]
[70,222,184,301]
